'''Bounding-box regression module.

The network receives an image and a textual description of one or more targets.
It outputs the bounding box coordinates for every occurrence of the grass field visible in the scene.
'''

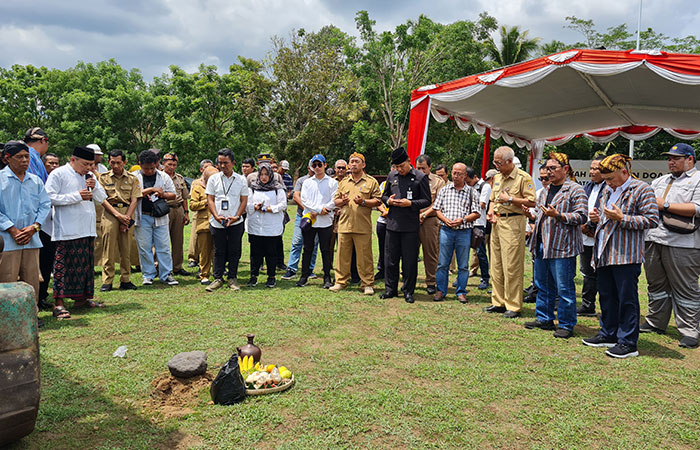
[12,208,700,449]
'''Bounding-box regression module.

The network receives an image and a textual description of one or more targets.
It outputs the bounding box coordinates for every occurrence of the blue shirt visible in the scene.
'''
[0,166,51,251]
[27,146,48,183]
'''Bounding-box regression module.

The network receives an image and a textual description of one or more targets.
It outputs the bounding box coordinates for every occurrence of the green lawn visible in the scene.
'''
[12,208,700,449]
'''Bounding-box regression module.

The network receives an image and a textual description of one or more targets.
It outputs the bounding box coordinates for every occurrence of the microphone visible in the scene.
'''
[85,173,93,192]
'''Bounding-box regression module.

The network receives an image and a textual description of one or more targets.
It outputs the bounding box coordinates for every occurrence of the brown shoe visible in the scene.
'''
[457,294,468,304]
[433,291,445,302]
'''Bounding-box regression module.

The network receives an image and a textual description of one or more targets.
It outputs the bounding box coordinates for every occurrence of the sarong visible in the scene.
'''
[53,237,95,301]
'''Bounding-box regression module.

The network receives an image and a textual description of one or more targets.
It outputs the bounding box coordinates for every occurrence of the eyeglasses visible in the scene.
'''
[311,162,323,168]
[493,160,505,166]
[544,165,561,171]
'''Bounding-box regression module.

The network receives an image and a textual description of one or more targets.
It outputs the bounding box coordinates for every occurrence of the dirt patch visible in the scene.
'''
[145,372,213,418]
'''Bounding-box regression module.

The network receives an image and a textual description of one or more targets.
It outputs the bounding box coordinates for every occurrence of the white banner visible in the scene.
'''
[568,160,671,184]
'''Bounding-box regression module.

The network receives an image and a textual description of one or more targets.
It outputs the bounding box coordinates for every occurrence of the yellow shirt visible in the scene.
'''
[489,168,536,214]
[422,172,446,213]
[335,173,381,234]
[189,181,210,234]
[99,170,142,206]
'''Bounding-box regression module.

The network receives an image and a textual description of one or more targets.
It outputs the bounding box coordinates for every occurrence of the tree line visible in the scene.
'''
[1,13,698,177]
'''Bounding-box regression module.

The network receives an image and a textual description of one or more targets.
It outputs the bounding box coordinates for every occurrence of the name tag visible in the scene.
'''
[407,189,413,200]
[221,200,229,210]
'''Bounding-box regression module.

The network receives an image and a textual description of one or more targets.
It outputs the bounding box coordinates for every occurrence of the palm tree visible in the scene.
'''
[485,25,541,66]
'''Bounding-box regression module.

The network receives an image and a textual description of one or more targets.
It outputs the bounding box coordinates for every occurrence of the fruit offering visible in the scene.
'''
[241,362,293,390]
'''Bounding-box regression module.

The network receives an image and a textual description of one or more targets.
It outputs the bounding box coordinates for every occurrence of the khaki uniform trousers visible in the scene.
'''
[490,215,526,312]
[0,248,40,303]
[102,206,133,285]
[94,202,104,265]
[335,232,374,287]
[196,230,214,280]
[188,216,198,263]
[418,216,440,286]
[169,206,185,272]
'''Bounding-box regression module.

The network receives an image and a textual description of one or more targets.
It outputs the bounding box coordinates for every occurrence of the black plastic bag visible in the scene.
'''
[210,354,247,405]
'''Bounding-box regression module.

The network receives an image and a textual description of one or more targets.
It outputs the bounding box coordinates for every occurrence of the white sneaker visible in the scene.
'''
[142,277,153,285]
[363,286,374,296]
[163,275,179,286]
[328,283,344,292]
[200,278,210,285]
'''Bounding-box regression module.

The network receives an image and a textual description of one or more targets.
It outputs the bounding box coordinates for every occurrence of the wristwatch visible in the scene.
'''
[508,196,514,203]
[361,199,366,207]
[32,223,41,232]
[663,201,670,210]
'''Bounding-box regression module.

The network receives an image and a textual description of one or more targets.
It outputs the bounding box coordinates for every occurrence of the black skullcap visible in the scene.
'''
[391,147,408,165]
[73,146,95,161]
[3,140,29,157]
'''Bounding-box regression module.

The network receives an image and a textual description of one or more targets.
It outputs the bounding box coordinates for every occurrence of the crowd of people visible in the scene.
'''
[1,127,698,357]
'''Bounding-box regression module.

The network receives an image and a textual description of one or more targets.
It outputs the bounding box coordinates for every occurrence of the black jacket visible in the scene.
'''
[381,168,432,232]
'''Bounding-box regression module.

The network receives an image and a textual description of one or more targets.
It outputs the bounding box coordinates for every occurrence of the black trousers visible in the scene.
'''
[276,231,285,269]
[210,223,244,280]
[579,245,598,310]
[301,225,333,278]
[249,234,281,280]
[597,264,641,346]
[376,221,387,272]
[38,230,56,302]
[384,229,419,296]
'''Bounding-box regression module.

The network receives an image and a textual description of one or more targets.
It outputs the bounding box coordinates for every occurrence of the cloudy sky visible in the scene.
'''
[2,0,698,81]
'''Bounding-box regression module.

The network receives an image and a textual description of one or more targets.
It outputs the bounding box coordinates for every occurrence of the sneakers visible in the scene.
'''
[200,278,211,286]
[477,280,489,290]
[581,333,617,348]
[679,336,699,349]
[142,277,153,286]
[162,275,179,286]
[206,279,224,291]
[227,278,240,291]
[266,278,276,288]
[308,273,318,280]
[247,276,258,287]
[363,286,374,296]
[281,269,296,280]
[296,276,308,287]
[605,343,639,358]
[426,285,437,295]
[187,260,198,268]
[639,321,665,334]
[329,283,344,292]
[323,277,333,289]
[553,328,574,339]
[524,320,556,330]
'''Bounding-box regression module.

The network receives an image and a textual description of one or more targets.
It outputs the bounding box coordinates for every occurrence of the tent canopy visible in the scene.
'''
[407,49,700,172]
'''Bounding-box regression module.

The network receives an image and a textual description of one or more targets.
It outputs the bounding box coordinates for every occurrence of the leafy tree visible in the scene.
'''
[485,25,540,66]
[538,40,568,56]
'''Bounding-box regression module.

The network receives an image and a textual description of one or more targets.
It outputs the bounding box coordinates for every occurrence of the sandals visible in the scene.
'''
[52,306,71,320]
[73,299,106,309]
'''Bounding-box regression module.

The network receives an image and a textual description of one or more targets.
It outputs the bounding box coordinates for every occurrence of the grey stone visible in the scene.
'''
[168,351,207,378]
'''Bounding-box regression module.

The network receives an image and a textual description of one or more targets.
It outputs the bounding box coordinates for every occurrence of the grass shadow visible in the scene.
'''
[7,361,197,450]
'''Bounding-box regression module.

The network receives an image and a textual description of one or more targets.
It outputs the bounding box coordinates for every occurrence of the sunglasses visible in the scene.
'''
[336,166,346,170]
[311,162,324,168]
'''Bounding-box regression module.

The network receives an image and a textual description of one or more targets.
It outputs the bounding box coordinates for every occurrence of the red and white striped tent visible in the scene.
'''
[407,49,700,176]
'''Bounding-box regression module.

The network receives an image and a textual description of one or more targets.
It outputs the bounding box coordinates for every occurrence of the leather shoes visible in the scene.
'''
[426,285,437,295]
[119,281,138,291]
[173,269,190,276]
[483,305,506,313]
[404,293,415,304]
[457,294,468,304]
[503,310,521,319]
[379,291,397,299]
[524,320,555,330]
[37,299,54,311]
[99,284,113,292]
[433,292,445,302]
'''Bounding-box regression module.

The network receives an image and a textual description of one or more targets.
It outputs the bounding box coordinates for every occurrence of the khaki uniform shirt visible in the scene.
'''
[167,172,189,208]
[335,173,381,234]
[489,168,536,215]
[422,172,446,213]
[99,170,142,206]
[189,181,211,233]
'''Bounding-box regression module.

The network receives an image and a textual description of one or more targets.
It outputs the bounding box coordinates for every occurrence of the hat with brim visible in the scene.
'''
[87,143,103,155]
[661,143,695,158]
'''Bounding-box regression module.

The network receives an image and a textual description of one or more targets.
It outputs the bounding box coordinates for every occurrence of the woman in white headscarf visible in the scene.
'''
[246,162,287,288]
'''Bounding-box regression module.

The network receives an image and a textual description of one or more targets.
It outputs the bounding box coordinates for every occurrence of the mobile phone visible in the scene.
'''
[128,219,135,228]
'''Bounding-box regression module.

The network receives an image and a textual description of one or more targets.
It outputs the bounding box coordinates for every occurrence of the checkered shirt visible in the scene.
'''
[432,183,479,230]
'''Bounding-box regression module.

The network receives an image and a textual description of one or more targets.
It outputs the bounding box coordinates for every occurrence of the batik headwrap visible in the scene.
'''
[599,154,634,176]
[350,152,365,163]
[548,151,576,182]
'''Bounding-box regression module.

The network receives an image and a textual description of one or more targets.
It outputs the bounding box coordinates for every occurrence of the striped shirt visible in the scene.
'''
[432,183,480,230]
[530,180,587,259]
[593,178,659,268]
[27,147,48,183]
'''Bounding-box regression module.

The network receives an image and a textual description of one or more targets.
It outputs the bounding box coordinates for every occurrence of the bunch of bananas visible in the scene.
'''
[237,355,261,377]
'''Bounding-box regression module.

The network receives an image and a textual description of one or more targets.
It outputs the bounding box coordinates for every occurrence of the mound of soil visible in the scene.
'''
[145,372,213,418]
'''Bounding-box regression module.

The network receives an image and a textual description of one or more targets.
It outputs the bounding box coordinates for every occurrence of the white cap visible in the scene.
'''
[280,160,290,170]
[513,156,522,169]
[87,143,103,155]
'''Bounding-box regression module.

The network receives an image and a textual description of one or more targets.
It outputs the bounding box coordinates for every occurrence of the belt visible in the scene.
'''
[142,210,154,216]
[110,202,128,208]
[498,212,522,218]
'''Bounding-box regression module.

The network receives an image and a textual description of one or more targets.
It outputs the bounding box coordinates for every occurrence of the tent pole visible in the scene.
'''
[481,128,491,178]
[629,139,635,158]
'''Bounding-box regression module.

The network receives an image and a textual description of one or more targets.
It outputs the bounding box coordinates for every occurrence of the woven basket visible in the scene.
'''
[246,375,295,396]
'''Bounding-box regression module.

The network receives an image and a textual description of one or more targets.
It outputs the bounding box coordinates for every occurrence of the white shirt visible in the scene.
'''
[45,163,107,241]
[206,172,249,229]
[597,176,633,259]
[474,179,491,227]
[583,183,603,247]
[133,169,176,228]
[246,188,287,236]
[301,175,337,228]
